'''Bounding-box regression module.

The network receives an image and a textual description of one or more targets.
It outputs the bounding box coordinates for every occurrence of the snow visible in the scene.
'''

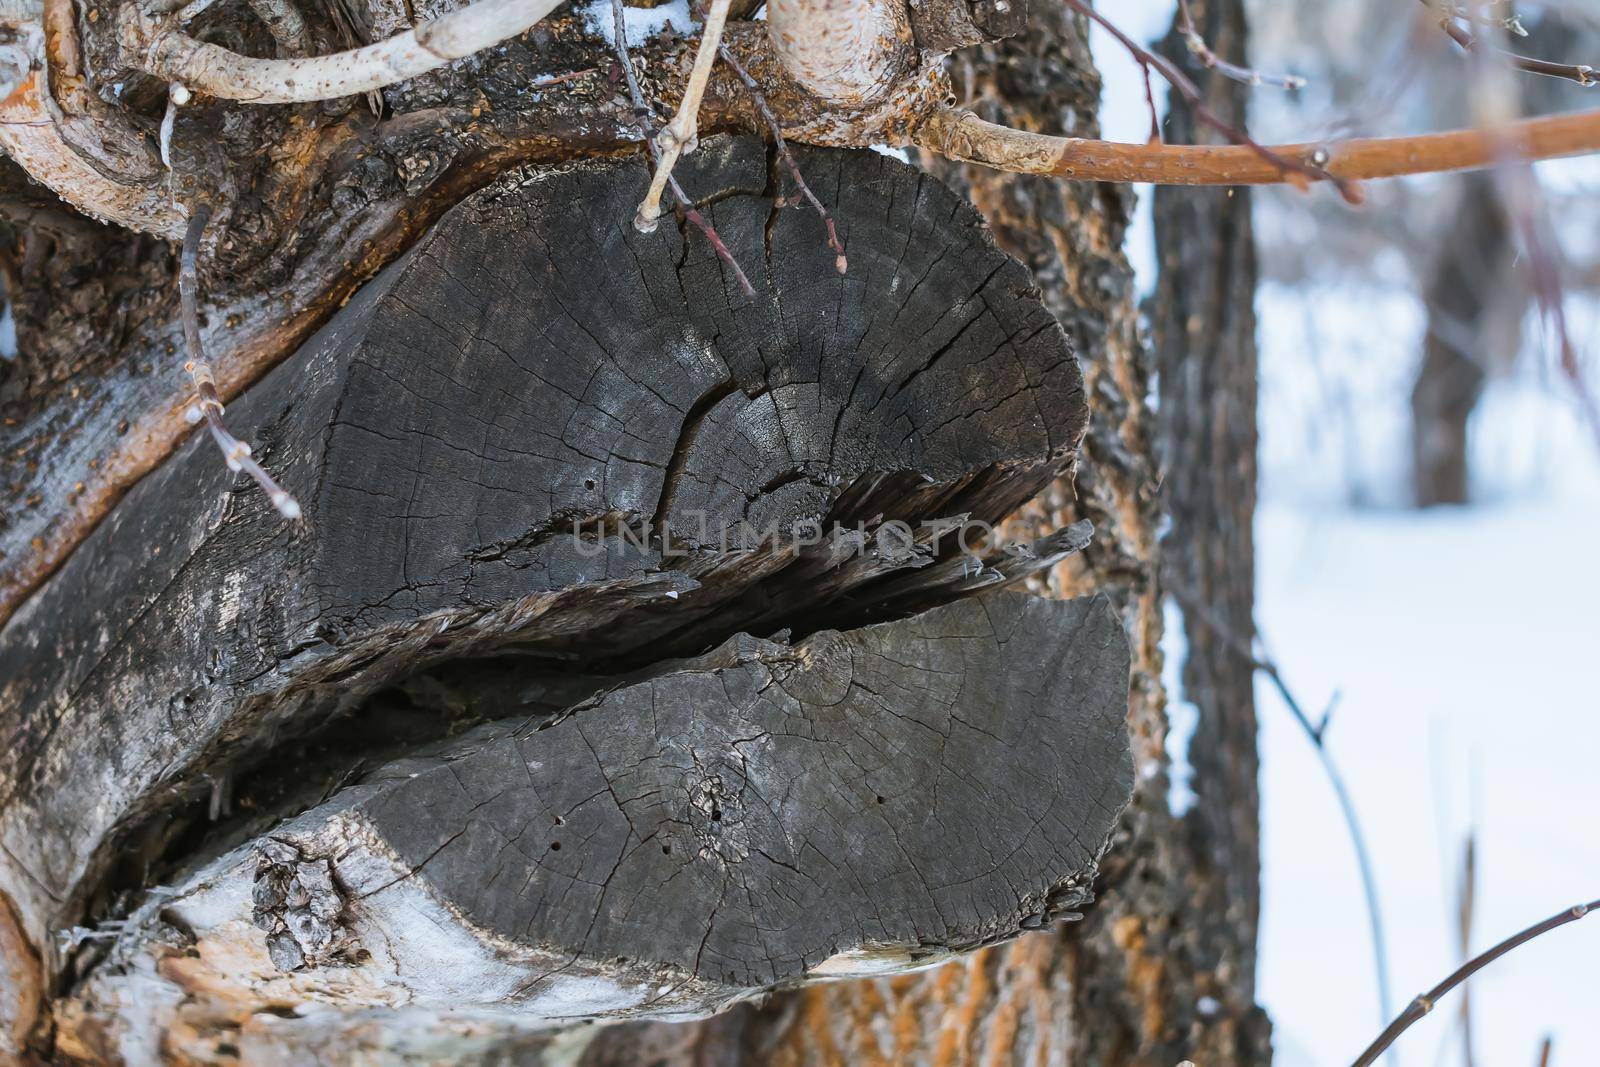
[1086,9,1600,1063]
[577,0,697,47]
[1255,285,1600,1067]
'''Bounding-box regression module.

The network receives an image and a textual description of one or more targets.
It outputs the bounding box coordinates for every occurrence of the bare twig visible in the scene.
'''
[1351,897,1600,1067]
[610,0,754,296]
[1167,584,1395,1042]
[179,206,301,520]
[1455,833,1477,1067]
[1438,3,1526,36]
[1419,0,1597,86]
[1537,1036,1554,1067]
[1466,32,1600,454]
[915,105,1600,190]
[1063,0,1356,200]
[633,0,732,232]
[1502,165,1600,451]
[158,82,189,169]
[1176,0,1306,91]
[128,0,567,103]
[717,44,846,274]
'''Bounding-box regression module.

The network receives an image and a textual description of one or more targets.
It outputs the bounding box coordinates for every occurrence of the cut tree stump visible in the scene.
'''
[0,138,1127,1063]
[57,593,1130,1063]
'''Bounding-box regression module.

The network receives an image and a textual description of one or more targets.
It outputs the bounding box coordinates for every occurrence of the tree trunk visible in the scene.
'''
[1,1,1271,1064]
[1411,171,1509,507]
[1152,0,1266,1038]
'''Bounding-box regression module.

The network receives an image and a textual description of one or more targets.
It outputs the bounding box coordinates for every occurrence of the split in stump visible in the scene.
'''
[0,138,1127,1061]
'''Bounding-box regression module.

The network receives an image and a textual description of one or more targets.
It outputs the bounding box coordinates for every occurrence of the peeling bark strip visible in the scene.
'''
[0,141,1092,998]
[61,594,1131,1060]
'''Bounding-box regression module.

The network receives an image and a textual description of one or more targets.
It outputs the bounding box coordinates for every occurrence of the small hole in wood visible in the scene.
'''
[549,841,561,851]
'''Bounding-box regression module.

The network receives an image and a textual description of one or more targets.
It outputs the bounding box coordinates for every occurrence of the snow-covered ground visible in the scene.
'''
[1090,12,1600,1064]
[1255,282,1600,1067]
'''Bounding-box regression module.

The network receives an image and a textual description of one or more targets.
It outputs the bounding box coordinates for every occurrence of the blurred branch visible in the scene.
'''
[1456,833,1477,1067]
[1166,583,1394,1037]
[1176,0,1306,90]
[1420,0,1597,85]
[1352,897,1600,1067]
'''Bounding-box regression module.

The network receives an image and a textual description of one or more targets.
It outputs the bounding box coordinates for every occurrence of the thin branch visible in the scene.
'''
[1176,0,1306,91]
[717,43,846,273]
[1420,0,1597,86]
[1063,0,1355,200]
[914,105,1600,189]
[633,0,733,232]
[1437,3,1526,37]
[1455,832,1478,1067]
[609,0,754,296]
[1351,897,1600,1067]
[1168,584,1395,1043]
[179,206,301,520]
[1499,159,1600,451]
[128,0,567,103]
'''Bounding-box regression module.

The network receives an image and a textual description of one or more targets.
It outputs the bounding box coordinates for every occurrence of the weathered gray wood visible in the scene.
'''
[0,139,1087,989]
[61,592,1130,1062]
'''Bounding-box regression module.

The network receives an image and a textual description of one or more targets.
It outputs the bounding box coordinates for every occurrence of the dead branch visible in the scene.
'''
[1168,583,1395,1037]
[718,42,846,272]
[914,105,1600,190]
[124,0,568,103]
[610,0,753,294]
[244,0,313,57]
[0,6,183,235]
[1351,897,1600,1067]
[1455,833,1477,1067]
[634,0,732,231]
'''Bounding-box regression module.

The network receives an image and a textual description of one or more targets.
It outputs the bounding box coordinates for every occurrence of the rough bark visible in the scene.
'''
[0,133,1144,1063]
[0,1,1277,1063]
[1151,0,1266,1040]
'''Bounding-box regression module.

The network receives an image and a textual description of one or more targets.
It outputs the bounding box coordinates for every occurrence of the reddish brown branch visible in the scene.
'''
[1063,0,1354,199]
[915,105,1600,190]
[718,43,846,273]
[1352,898,1600,1067]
